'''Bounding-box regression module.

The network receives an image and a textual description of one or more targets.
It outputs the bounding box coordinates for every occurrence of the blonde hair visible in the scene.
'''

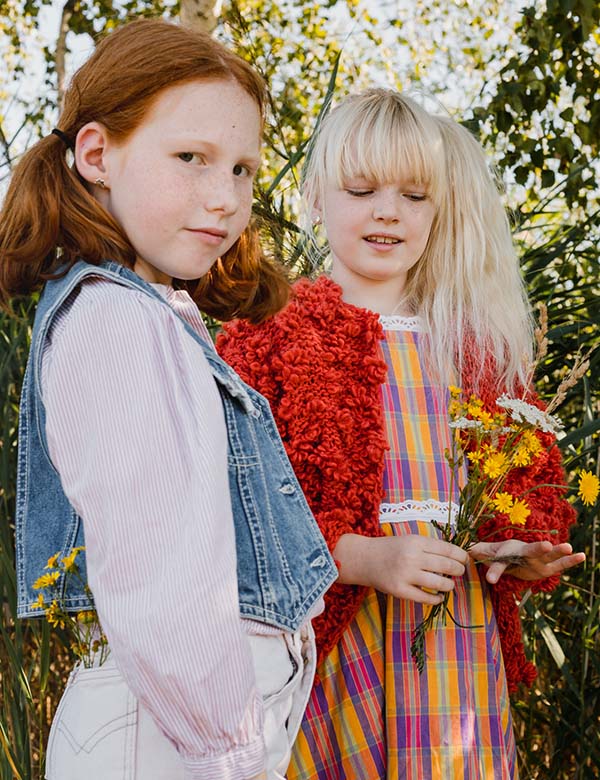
[302,89,533,391]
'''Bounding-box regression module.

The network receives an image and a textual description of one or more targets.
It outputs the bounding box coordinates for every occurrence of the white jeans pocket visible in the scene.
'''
[249,626,316,780]
[46,662,137,780]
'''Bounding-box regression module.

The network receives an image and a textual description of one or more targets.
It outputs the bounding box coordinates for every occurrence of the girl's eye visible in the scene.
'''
[178,152,204,164]
[405,193,428,202]
[233,163,252,178]
[346,189,373,197]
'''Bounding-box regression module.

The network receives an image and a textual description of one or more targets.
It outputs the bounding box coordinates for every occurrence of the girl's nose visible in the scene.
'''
[203,169,239,215]
[372,189,400,222]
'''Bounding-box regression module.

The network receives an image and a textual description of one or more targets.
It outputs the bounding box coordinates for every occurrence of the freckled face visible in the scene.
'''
[104,79,262,284]
[323,178,436,299]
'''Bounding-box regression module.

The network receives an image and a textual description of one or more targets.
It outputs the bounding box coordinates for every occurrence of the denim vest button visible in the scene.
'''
[279,483,296,495]
[308,553,328,568]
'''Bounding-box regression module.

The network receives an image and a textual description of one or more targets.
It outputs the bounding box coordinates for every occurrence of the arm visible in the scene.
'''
[44,282,264,780]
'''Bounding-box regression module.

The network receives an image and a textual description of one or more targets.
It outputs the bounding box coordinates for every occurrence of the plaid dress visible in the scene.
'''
[288,317,518,780]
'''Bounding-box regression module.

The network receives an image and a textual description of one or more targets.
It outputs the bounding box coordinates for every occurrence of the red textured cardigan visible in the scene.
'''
[218,276,576,692]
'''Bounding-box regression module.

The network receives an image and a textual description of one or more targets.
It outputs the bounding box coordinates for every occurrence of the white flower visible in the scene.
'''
[449,417,483,429]
[496,395,563,434]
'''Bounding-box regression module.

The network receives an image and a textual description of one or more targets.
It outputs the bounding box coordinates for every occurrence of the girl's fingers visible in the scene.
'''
[428,540,470,564]
[426,554,466,578]
[484,560,508,584]
[418,571,457,593]
[403,585,446,605]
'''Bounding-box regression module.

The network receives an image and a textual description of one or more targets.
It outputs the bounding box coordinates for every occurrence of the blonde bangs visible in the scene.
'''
[301,88,533,392]
[318,90,446,207]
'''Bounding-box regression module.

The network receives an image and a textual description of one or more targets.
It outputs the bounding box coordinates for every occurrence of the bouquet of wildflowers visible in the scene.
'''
[410,309,598,672]
[31,546,109,668]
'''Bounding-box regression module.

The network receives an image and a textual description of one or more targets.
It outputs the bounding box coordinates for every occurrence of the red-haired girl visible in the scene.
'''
[0,19,335,780]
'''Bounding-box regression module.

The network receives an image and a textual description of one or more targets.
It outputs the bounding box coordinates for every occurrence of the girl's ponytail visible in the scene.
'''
[0,132,132,308]
[0,18,286,323]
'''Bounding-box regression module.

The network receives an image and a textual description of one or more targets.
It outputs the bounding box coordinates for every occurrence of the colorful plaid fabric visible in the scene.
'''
[288,321,518,780]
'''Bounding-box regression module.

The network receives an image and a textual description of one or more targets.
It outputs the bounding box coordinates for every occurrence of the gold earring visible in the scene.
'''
[94,177,106,189]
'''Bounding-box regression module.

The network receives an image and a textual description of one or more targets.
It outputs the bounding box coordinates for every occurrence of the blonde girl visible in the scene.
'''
[219,89,583,779]
[0,19,336,780]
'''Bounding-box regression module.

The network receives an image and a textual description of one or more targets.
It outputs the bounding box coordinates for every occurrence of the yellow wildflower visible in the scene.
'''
[61,551,80,573]
[46,601,66,629]
[448,400,463,418]
[512,446,533,468]
[45,553,60,570]
[483,452,508,479]
[520,430,542,456]
[448,385,462,398]
[492,492,514,513]
[479,411,494,429]
[467,449,485,464]
[578,470,600,507]
[77,610,97,625]
[31,593,46,610]
[33,571,60,590]
[508,500,531,526]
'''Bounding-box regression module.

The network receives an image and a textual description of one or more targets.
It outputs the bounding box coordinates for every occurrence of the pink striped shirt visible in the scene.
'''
[41,277,265,779]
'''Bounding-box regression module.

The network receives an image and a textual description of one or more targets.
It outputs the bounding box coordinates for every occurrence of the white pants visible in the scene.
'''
[45,625,315,780]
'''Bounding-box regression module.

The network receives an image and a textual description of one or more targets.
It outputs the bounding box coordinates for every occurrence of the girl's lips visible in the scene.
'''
[186,228,228,245]
[363,235,403,251]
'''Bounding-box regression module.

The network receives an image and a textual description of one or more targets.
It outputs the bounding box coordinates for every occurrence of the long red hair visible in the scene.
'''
[0,18,289,321]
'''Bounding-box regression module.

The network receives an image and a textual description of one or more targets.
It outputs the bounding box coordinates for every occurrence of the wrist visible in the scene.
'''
[332,534,376,587]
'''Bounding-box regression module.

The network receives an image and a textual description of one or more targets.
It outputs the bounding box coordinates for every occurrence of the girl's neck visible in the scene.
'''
[329,265,412,317]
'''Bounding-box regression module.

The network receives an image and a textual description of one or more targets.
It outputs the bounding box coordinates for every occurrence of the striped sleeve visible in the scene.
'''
[42,279,265,779]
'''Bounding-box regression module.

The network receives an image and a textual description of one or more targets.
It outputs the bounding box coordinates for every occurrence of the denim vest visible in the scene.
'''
[16,260,336,631]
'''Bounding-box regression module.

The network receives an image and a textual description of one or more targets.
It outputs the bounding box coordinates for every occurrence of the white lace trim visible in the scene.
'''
[379,315,422,332]
[379,500,458,525]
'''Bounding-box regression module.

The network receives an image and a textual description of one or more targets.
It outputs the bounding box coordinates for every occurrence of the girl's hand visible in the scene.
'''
[333,533,468,604]
[470,540,585,584]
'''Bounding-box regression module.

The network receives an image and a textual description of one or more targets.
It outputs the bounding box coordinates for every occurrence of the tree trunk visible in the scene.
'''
[55,0,77,109]
[179,0,222,34]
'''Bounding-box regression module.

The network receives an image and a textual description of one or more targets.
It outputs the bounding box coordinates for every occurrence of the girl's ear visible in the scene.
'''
[75,122,111,192]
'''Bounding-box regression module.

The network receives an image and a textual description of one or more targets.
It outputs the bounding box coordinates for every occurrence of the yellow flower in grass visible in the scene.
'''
[492,492,514,513]
[483,452,508,479]
[448,385,462,398]
[578,470,600,506]
[77,610,97,625]
[46,600,66,629]
[31,593,46,610]
[509,500,531,526]
[33,571,60,590]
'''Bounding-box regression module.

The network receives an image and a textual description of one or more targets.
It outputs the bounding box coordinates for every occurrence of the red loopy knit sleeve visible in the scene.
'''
[218,277,389,660]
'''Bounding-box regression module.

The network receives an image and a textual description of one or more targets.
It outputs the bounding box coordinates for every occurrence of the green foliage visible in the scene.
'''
[468,0,600,212]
